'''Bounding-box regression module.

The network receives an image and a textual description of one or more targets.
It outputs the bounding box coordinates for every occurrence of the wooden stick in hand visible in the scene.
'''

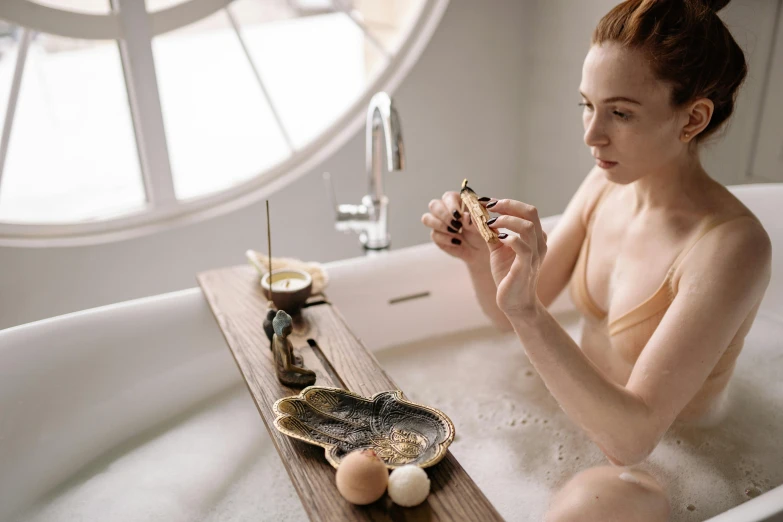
[460,179,498,244]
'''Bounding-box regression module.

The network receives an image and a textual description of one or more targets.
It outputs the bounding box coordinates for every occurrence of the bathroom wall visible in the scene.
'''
[0,1,529,329]
[0,0,779,330]
[519,0,781,217]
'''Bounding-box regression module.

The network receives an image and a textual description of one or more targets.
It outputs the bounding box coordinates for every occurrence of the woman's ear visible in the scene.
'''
[681,98,714,143]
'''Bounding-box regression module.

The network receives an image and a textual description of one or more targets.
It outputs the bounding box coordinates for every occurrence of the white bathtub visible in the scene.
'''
[1,184,781,521]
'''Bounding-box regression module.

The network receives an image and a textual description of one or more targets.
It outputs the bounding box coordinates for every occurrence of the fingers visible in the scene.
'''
[431,229,462,249]
[488,199,542,231]
[488,215,547,257]
[442,191,463,216]
[498,230,535,260]
[422,212,461,234]
[428,197,463,232]
[486,199,546,256]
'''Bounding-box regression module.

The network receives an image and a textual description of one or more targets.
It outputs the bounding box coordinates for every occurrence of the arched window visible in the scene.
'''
[0,0,447,245]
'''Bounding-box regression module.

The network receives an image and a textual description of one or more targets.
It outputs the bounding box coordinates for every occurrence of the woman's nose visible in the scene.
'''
[584,113,609,147]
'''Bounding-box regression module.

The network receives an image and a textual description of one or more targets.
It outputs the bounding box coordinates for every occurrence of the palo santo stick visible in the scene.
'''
[460,178,498,244]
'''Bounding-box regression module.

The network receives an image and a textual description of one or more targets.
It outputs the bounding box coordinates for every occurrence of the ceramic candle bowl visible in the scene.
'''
[261,268,313,314]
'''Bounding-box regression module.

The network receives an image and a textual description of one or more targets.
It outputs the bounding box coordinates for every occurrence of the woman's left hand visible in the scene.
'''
[486,199,548,318]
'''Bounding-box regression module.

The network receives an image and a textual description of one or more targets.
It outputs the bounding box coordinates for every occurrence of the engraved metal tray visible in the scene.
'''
[273,386,455,469]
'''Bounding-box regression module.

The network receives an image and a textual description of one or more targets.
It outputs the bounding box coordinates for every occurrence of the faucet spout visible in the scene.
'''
[366,92,405,204]
[327,92,404,253]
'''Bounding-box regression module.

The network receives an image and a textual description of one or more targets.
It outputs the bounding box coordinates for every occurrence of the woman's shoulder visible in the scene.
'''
[702,182,769,244]
[675,185,772,293]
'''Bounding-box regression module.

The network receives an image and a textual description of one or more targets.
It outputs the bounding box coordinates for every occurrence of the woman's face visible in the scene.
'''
[580,43,687,183]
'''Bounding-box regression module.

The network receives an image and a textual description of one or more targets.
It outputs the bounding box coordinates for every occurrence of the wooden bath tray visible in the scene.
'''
[197,265,503,521]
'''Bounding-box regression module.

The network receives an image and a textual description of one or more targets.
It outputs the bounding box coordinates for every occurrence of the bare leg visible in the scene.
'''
[545,465,670,522]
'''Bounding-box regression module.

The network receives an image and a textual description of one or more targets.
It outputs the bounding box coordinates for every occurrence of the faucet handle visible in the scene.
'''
[323,172,370,230]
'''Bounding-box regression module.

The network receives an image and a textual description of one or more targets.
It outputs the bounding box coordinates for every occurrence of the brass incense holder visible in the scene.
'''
[460,178,499,244]
[273,386,455,469]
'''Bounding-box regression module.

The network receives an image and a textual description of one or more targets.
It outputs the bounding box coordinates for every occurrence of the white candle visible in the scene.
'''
[270,277,309,292]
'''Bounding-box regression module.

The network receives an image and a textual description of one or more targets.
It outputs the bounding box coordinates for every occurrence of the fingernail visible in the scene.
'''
[453,210,461,220]
[498,233,508,239]
[447,225,458,234]
[478,197,491,202]
[451,219,462,229]
[486,201,498,209]
[487,217,498,226]
[451,238,461,245]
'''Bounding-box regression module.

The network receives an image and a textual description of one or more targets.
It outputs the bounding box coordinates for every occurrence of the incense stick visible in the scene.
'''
[266,200,273,300]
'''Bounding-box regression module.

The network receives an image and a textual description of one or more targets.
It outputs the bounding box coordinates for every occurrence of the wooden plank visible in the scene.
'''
[197,265,504,522]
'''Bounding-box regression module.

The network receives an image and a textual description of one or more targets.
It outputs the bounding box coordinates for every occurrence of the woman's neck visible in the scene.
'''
[629,152,710,215]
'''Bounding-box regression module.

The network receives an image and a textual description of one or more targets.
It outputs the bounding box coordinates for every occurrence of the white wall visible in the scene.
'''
[519,0,781,218]
[0,0,779,330]
[0,1,529,329]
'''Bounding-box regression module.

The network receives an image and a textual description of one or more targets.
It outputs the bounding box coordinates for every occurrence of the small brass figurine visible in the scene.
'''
[271,310,317,388]
[460,179,499,244]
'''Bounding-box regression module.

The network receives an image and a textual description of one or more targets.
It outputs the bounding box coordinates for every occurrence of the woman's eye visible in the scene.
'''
[578,102,593,111]
[613,110,630,120]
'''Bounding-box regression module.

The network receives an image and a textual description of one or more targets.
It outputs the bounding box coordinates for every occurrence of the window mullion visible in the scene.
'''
[0,28,32,192]
[225,5,295,153]
[330,0,392,59]
[112,0,177,208]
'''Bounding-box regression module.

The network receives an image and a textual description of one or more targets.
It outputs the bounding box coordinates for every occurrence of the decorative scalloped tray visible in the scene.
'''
[273,386,455,469]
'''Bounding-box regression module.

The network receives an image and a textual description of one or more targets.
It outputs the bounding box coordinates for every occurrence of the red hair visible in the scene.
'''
[593,0,747,141]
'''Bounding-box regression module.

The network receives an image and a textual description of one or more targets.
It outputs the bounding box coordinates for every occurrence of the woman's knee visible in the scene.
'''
[545,465,670,522]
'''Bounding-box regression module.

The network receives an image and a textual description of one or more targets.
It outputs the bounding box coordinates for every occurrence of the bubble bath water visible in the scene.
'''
[11,311,783,521]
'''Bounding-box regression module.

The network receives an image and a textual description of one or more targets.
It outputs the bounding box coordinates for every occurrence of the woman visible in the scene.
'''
[421,0,772,519]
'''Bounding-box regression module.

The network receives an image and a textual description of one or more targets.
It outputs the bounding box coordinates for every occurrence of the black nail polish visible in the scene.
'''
[478,197,491,202]
[451,238,461,245]
[447,226,458,233]
[498,233,508,239]
[451,219,462,229]
[453,210,461,220]
[487,217,498,226]
[486,201,498,209]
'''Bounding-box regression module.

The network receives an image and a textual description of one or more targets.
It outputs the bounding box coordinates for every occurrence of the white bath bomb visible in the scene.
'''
[387,465,431,507]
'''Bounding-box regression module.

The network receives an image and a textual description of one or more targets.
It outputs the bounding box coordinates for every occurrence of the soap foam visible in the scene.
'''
[376,312,783,521]
[619,471,642,485]
[11,387,306,522]
[10,312,783,522]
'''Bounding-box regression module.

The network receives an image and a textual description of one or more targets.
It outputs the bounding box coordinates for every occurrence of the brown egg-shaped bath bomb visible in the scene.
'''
[335,449,389,505]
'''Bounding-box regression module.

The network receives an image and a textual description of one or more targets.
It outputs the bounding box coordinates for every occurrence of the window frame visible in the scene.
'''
[0,0,448,246]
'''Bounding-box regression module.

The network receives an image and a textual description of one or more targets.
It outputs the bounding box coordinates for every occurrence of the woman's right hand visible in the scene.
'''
[421,191,490,268]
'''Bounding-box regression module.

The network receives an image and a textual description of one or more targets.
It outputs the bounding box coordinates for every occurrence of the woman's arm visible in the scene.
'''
[466,259,514,331]
[469,167,609,329]
[491,203,771,466]
[535,167,608,309]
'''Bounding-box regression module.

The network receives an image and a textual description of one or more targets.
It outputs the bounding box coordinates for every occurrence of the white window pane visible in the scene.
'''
[152,9,291,201]
[28,0,110,14]
[236,8,386,149]
[0,34,145,224]
[353,0,427,55]
[145,0,190,12]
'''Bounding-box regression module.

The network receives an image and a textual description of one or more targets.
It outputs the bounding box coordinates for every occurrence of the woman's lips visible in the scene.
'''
[596,158,618,169]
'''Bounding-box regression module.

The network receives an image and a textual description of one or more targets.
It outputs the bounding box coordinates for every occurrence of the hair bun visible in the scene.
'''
[700,0,731,12]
